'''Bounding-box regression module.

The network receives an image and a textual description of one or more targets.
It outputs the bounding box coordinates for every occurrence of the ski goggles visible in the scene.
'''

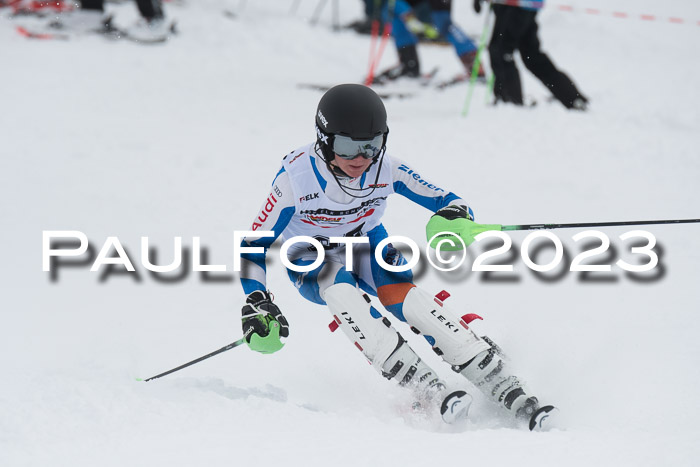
[333,133,385,160]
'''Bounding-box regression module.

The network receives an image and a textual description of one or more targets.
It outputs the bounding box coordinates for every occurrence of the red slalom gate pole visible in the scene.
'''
[365,19,381,85]
[365,22,393,86]
[364,0,395,86]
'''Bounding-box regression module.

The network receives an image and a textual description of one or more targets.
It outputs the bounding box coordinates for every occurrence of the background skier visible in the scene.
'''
[48,0,169,41]
[474,0,588,109]
[374,0,485,83]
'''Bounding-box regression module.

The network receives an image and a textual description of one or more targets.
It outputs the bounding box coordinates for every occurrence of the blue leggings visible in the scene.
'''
[286,224,414,322]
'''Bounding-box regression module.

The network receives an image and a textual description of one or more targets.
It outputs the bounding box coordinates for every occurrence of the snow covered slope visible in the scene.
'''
[1,1,699,466]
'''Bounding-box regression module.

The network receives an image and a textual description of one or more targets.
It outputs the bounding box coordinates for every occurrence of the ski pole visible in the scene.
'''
[485,73,495,104]
[462,1,493,117]
[454,218,700,238]
[430,218,700,250]
[499,218,700,231]
[137,337,247,382]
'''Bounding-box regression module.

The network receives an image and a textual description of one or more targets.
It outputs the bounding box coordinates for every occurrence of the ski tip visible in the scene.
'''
[440,390,472,424]
[16,26,30,37]
[529,405,559,432]
[135,377,143,382]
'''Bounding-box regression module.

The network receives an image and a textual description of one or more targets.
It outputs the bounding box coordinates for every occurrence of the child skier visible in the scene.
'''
[239,84,555,430]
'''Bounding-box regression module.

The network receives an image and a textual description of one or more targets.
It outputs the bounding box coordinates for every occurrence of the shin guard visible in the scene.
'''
[401,287,490,366]
[324,283,442,396]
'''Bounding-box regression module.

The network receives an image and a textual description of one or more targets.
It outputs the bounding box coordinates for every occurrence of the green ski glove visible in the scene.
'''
[426,205,501,250]
[241,291,289,354]
[404,13,440,39]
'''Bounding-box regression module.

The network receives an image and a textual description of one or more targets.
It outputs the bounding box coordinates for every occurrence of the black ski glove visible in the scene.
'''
[241,291,289,354]
[473,0,483,14]
[434,204,475,222]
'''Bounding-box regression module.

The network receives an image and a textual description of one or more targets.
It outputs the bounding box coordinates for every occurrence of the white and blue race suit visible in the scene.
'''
[239,143,471,322]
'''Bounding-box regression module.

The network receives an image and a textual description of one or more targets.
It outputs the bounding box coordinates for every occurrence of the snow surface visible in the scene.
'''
[1,0,699,466]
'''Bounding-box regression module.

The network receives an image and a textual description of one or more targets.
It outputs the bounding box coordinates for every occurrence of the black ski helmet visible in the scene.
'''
[315,84,389,163]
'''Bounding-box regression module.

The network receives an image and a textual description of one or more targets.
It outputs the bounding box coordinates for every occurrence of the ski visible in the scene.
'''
[15,19,177,44]
[371,65,439,86]
[528,405,558,431]
[439,390,472,424]
[298,67,446,100]
[16,25,69,40]
[297,83,415,100]
[489,96,538,108]
[418,66,441,86]
[435,73,487,90]
[92,17,177,44]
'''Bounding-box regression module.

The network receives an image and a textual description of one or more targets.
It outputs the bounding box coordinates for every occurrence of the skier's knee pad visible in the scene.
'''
[372,244,414,292]
[377,283,414,309]
[401,287,490,366]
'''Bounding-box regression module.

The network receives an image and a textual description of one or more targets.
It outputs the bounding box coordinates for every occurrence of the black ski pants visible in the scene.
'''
[488,5,584,108]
